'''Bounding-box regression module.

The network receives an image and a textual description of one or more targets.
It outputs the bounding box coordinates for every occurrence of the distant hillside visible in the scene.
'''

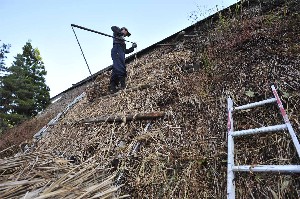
[1,0,300,198]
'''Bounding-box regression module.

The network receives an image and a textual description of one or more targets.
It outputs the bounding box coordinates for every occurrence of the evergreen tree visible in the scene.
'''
[0,42,11,131]
[0,42,11,74]
[0,41,50,129]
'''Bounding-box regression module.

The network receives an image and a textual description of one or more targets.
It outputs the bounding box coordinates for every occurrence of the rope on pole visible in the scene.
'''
[71,26,92,76]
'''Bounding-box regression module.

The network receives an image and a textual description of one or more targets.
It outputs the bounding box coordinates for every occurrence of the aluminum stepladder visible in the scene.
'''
[227,85,300,199]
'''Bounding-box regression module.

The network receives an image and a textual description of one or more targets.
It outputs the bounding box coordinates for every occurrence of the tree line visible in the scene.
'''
[0,41,50,133]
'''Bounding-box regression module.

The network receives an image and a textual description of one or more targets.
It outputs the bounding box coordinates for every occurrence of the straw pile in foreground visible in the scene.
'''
[0,151,129,198]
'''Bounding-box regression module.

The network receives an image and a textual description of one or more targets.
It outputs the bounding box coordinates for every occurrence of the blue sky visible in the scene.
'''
[1,0,237,97]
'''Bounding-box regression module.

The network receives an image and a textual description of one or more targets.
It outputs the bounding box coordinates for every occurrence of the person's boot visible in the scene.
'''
[120,77,126,90]
[109,82,117,93]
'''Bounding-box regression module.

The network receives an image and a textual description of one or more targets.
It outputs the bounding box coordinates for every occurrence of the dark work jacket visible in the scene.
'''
[111,26,134,54]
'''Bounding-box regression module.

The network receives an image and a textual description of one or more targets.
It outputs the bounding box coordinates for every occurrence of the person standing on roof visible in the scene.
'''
[109,26,137,93]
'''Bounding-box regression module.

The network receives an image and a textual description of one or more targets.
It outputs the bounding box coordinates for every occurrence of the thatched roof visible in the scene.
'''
[1,0,300,198]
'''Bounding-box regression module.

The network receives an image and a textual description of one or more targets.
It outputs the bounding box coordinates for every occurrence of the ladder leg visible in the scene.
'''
[272,85,300,158]
[227,97,235,199]
[285,123,300,158]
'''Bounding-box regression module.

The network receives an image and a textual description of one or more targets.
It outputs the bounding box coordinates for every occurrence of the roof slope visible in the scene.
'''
[1,0,300,198]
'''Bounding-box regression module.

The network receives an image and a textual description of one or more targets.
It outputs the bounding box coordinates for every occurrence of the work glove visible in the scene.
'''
[132,43,137,48]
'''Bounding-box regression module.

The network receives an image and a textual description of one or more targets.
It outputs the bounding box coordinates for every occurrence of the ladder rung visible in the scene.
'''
[233,165,300,173]
[235,98,276,110]
[231,124,287,137]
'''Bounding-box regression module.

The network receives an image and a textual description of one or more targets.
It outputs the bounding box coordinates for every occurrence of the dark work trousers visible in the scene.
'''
[110,44,126,88]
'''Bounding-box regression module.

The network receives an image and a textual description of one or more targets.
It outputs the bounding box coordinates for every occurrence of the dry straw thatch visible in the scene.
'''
[1,0,300,198]
[0,151,129,198]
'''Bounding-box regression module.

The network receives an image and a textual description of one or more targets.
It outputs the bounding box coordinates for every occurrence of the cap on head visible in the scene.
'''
[122,27,131,37]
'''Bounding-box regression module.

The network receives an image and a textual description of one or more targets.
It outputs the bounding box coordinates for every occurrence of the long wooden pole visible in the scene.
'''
[81,112,165,123]
[71,24,135,44]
